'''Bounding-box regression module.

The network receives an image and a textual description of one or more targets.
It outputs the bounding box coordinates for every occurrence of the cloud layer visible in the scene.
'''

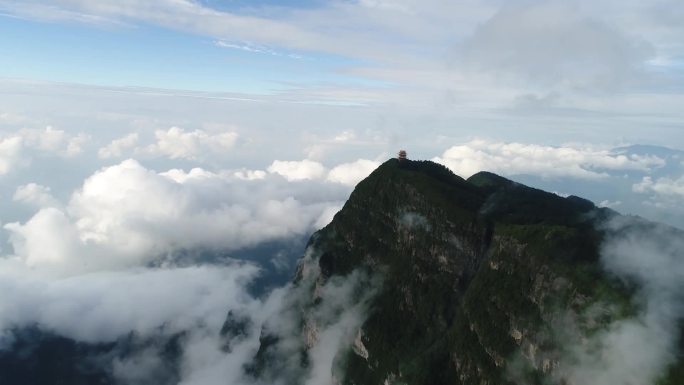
[4,159,343,273]
[434,139,665,179]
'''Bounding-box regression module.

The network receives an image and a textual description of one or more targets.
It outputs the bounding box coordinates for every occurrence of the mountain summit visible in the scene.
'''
[252,158,684,385]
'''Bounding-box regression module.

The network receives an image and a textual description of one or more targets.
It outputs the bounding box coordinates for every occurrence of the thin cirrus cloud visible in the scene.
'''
[1,0,680,101]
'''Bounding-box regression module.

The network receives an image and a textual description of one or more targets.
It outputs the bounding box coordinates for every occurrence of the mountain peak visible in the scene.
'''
[252,159,683,385]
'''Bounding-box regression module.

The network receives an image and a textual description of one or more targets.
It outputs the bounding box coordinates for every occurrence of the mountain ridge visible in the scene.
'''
[252,158,683,385]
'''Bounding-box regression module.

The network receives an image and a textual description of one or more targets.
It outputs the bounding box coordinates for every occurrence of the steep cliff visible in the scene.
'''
[253,158,684,385]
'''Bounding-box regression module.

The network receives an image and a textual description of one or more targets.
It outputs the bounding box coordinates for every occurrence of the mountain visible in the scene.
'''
[510,144,684,230]
[2,158,682,385]
[251,158,684,385]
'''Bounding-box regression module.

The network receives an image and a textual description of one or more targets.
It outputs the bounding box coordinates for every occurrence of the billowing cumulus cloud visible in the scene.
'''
[13,183,59,209]
[268,159,327,181]
[633,175,684,198]
[434,139,665,179]
[19,126,68,152]
[267,158,380,186]
[0,136,24,175]
[98,132,139,159]
[4,159,342,273]
[0,154,354,384]
[144,127,239,160]
[18,126,89,157]
[327,159,380,186]
[0,127,90,176]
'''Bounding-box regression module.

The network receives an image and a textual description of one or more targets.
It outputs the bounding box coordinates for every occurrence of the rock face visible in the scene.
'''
[253,158,684,385]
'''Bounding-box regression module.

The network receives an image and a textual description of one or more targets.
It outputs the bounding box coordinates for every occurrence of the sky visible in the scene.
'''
[0,1,684,384]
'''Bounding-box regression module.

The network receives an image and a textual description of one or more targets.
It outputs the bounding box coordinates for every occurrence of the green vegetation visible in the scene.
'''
[293,158,676,385]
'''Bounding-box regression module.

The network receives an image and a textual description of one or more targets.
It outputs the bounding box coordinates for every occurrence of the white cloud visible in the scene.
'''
[0,262,259,343]
[598,199,622,208]
[333,130,357,142]
[0,0,682,121]
[326,159,380,186]
[19,126,66,152]
[159,167,220,183]
[268,159,327,181]
[633,175,684,197]
[65,132,90,156]
[267,158,379,186]
[0,0,464,64]
[3,159,340,273]
[314,204,343,229]
[0,111,29,125]
[13,183,59,208]
[251,248,382,385]
[175,286,288,385]
[214,40,303,59]
[433,139,665,179]
[631,175,684,211]
[0,127,90,172]
[0,136,24,175]
[232,169,267,181]
[459,2,654,90]
[558,217,684,385]
[4,207,81,268]
[98,132,139,159]
[144,127,239,160]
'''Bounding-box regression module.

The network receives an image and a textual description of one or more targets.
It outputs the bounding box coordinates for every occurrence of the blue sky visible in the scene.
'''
[0,13,371,93]
[0,0,681,146]
[1,0,682,107]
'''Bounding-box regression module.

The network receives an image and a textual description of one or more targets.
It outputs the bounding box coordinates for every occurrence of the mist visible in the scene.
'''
[553,216,684,385]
